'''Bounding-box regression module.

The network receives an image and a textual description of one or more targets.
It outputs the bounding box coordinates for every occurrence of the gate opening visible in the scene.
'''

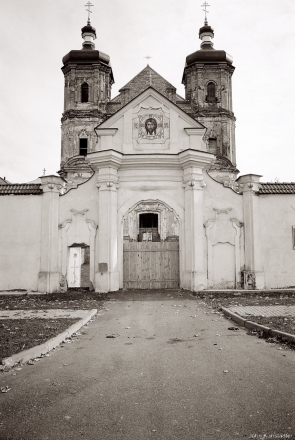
[138,213,159,242]
[123,201,180,289]
[67,244,90,289]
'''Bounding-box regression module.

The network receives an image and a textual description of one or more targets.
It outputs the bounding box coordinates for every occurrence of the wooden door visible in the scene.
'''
[67,247,81,288]
[123,242,179,289]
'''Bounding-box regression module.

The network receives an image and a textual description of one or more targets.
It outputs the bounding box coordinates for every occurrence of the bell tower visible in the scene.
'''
[60,13,114,183]
[181,9,238,184]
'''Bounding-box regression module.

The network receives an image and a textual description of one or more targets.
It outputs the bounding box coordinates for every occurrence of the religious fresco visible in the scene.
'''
[132,107,170,145]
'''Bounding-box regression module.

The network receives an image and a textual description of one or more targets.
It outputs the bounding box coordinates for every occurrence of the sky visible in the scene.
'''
[0,0,294,183]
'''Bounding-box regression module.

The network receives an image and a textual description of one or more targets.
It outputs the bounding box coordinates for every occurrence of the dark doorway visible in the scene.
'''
[138,213,159,242]
[139,213,158,228]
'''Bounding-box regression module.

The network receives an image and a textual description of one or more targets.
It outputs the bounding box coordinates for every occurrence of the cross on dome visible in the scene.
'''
[84,1,94,25]
[201,1,210,25]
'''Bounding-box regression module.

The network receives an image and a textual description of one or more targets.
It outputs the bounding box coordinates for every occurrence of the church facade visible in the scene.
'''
[1,20,295,293]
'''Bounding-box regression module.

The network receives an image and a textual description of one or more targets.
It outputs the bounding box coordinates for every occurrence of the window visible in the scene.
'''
[138,213,159,242]
[206,82,216,103]
[208,138,217,154]
[139,213,158,229]
[81,83,89,103]
[79,138,88,156]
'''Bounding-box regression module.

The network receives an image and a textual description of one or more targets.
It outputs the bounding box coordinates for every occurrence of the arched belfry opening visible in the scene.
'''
[81,82,89,103]
[123,200,180,289]
[206,82,217,103]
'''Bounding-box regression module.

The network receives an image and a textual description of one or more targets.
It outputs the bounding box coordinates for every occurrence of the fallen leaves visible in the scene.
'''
[1,385,11,393]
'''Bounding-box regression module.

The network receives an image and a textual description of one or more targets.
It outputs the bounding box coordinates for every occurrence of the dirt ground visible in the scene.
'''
[1,289,295,363]
[0,318,79,361]
[0,290,105,362]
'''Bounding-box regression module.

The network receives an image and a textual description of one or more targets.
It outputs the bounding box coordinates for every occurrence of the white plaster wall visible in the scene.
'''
[203,174,244,288]
[0,196,42,290]
[59,175,99,226]
[258,194,295,288]
[203,173,243,221]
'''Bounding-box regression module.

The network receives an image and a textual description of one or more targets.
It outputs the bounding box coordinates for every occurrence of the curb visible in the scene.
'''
[0,291,47,296]
[202,289,295,295]
[222,307,295,344]
[2,309,97,367]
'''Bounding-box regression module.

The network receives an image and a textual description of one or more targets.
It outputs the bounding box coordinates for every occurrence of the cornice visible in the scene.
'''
[85,149,215,172]
[87,149,123,169]
[94,128,118,137]
[178,149,215,169]
[61,109,102,122]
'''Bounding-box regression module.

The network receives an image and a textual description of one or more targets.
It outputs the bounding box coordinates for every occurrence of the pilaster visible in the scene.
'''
[179,150,214,291]
[237,174,265,289]
[88,150,123,292]
[38,176,65,293]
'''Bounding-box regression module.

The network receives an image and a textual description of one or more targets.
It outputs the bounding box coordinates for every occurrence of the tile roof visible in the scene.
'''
[258,182,295,194]
[0,184,43,195]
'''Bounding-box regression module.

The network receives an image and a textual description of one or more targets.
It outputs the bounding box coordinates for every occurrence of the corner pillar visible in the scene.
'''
[237,174,265,289]
[179,149,215,291]
[88,150,122,293]
[182,167,207,291]
[38,176,65,293]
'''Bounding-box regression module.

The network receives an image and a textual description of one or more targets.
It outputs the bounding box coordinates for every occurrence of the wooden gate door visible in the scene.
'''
[123,242,179,289]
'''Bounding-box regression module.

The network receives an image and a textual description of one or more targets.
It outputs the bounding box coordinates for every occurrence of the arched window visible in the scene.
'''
[81,83,89,103]
[207,82,216,103]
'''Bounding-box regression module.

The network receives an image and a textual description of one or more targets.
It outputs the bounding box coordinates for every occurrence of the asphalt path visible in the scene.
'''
[1,290,295,440]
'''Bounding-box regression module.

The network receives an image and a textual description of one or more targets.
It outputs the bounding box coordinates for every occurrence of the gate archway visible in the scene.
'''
[123,200,180,289]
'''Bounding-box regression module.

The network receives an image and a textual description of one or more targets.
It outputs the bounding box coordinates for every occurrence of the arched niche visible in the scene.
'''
[59,209,97,290]
[205,209,243,288]
[122,199,180,242]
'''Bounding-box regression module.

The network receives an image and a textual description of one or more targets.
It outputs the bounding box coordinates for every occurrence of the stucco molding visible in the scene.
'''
[122,199,180,242]
[70,208,89,216]
[213,207,232,214]
[230,218,244,228]
[205,213,243,288]
[58,210,98,290]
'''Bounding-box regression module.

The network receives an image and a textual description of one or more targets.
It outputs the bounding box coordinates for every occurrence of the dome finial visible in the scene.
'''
[81,2,96,50]
[201,1,210,25]
[84,1,94,25]
[199,2,214,49]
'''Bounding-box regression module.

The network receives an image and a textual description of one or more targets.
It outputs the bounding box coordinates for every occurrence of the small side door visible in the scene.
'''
[67,247,82,288]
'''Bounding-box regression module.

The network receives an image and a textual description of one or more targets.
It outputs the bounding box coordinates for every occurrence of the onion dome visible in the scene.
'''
[62,21,112,69]
[185,21,233,66]
[81,23,96,49]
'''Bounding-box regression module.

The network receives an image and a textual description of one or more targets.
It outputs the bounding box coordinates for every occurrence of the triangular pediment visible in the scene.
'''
[96,87,206,155]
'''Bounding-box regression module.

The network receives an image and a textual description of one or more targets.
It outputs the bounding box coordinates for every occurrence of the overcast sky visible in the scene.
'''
[0,0,294,183]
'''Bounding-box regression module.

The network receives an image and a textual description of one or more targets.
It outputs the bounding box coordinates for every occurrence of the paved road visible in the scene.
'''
[1,290,295,440]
